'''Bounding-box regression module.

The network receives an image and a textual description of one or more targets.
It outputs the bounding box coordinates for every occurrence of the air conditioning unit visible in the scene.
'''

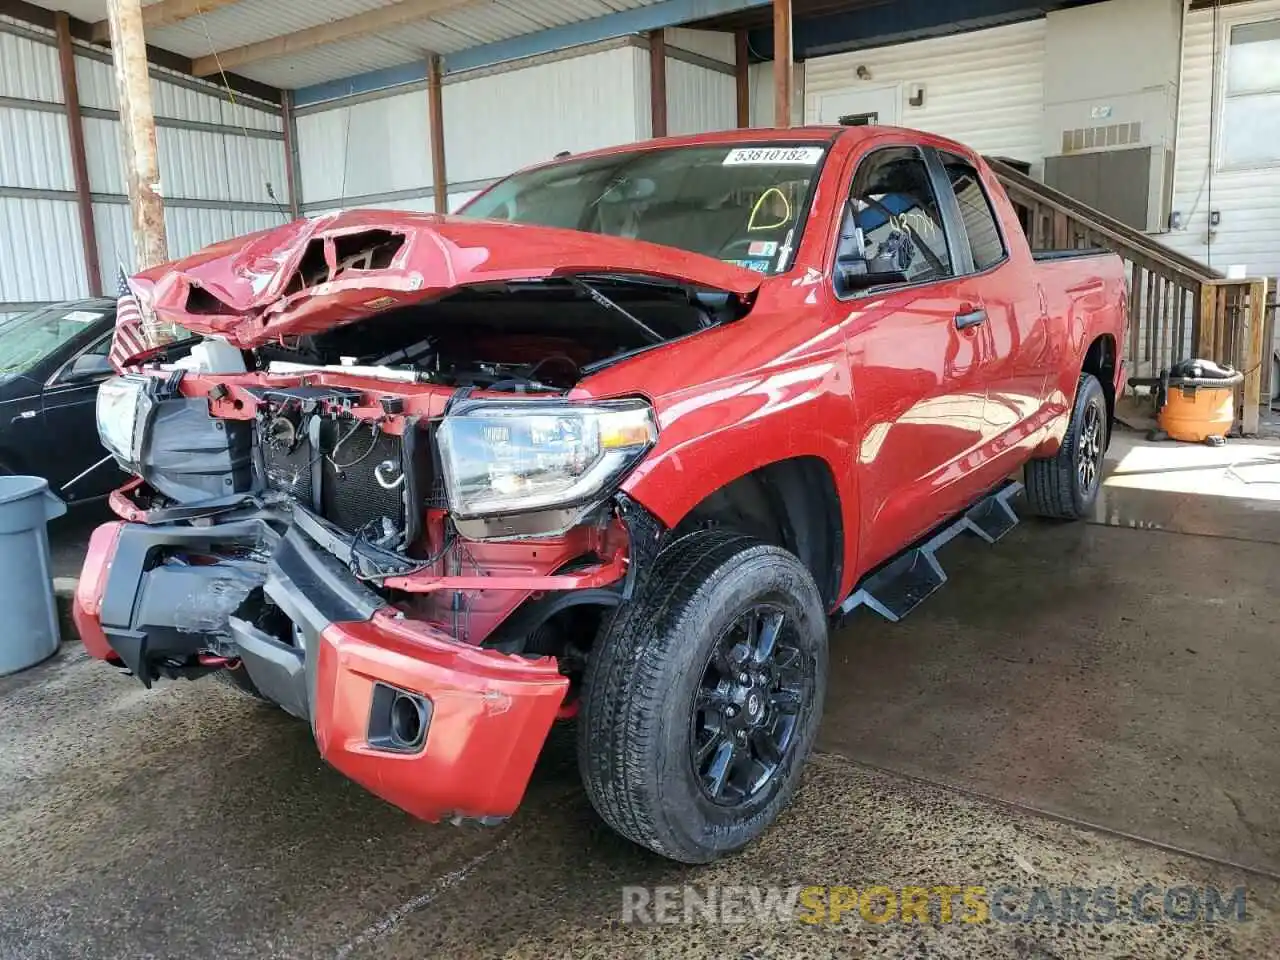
[1043,143,1174,233]
[1042,84,1177,234]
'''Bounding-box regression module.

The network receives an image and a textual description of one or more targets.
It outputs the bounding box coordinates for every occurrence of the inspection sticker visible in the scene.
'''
[748,241,778,257]
[63,311,104,323]
[723,146,824,166]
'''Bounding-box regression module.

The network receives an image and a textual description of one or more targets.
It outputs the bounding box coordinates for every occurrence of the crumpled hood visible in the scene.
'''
[130,210,764,349]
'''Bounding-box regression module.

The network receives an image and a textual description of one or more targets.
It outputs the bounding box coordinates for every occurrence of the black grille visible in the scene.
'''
[260,416,408,534]
[320,423,405,533]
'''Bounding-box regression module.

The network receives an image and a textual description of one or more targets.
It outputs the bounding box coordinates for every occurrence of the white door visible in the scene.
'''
[813,86,901,126]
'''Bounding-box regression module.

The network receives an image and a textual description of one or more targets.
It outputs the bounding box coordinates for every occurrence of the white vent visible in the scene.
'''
[1061,122,1143,153]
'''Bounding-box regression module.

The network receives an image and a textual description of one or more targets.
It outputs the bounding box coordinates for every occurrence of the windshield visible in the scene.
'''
[460,143,830,276]
[0,304,108,375]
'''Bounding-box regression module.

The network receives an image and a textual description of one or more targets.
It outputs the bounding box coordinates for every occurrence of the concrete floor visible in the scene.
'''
[5,430,1280,958]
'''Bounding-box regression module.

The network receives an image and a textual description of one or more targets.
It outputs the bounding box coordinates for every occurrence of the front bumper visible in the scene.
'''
[73,516,569,823]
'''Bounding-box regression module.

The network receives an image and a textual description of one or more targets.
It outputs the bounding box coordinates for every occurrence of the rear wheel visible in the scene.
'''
[578,531,828,863]
[1025,372,1108,520]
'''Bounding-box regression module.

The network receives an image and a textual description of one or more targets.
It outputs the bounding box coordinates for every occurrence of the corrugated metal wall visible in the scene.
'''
[665,54,736,137]
[0,20,84,311]
[444,42,649,181]
[0,15,285,315]
[1162,0,1280,282]
[294,39,650,214]
[296,88,434,212]
[802,19,1048,174]
[748,61,805,128]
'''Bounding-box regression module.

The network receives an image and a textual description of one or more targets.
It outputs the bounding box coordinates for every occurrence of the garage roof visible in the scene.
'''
[20,0,679,89]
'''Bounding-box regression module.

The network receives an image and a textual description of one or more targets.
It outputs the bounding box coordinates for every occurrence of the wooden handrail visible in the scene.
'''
[987,158,1221,282]
[986,157,1272,435]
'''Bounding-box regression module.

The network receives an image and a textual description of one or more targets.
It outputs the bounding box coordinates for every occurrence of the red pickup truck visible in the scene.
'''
[77,126,1126,864]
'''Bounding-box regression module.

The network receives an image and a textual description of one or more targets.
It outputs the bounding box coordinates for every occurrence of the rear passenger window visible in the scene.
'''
[843,148,952,287]
[942,155,1007,272]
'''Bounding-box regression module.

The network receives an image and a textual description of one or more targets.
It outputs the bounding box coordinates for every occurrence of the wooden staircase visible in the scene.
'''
[988,158,1274,435]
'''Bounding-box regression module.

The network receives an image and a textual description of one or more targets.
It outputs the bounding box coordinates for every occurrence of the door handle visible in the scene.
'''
[955,308,987,330]
[10,410,37,424]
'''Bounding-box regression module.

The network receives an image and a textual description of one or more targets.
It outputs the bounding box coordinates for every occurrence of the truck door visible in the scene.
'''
[833,145,990,572]
[935,151,1051,445]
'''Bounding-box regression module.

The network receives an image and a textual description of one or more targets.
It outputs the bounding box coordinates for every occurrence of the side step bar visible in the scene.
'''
[838,481,1023,623]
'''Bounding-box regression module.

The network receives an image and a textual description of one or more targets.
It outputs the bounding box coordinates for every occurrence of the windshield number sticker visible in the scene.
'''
[63,311,104,323]
[723,147,823,166]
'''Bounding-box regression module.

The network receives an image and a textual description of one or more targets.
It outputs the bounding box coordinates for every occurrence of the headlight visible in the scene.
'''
[437,398,657,524]
[96,375,155,464]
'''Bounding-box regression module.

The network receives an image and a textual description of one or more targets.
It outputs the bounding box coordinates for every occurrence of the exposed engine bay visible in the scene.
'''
[250,275,743,393]
[115,274,728,665]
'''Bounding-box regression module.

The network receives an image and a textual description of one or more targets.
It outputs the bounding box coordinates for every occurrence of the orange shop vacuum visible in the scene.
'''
[1129,358,1244,447]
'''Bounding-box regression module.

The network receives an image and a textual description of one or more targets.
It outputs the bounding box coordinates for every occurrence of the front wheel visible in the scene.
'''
[1024,372,1108,520]
[578,531,828,863]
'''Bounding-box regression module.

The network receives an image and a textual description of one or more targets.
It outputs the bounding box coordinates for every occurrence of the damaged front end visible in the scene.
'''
[74,213,751,820]
[84,357,663,688]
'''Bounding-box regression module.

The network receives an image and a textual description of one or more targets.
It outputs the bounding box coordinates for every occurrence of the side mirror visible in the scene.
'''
[62,353,113,382]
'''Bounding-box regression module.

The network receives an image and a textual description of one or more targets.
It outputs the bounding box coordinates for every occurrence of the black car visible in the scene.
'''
[0,298,126,502]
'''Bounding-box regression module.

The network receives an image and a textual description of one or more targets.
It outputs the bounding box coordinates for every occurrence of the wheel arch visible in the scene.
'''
[654,456,846,610]
[1080,332,1118,446]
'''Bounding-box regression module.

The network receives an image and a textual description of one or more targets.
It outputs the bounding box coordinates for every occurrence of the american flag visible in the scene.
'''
[107,267,149,373]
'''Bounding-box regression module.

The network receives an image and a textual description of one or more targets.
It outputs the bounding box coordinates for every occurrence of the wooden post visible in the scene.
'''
[1127,262,1142,368]
[773,0,793,127]
[54,12,102,296]
[1242,278,1268,436]
[105,0,168,270]
[648,30,667,138]
[735,29,750,128]
[1198,282,1218,359]
[427,54,448,214]
[279,90,301,220]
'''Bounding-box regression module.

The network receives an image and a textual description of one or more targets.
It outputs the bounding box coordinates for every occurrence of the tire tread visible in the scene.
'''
[578,531,822,862]
[1025,372,1103,520]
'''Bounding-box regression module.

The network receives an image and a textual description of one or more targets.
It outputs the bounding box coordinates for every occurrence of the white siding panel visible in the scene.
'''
[83,116,125,195]
[151,79,225,125]
[0,108,74,191]
[93,202,135,282]
[152,128,286,205]
[1163,0,1280,280]
[224,135,289,205]
[665,28,735,64]
[0,198,87,301]
[748,61,805,127]
[666,59,736,136]
[222,98,283,133]
[444,45,648,183]
[296,109,348,205]
[803,19,1047,173]
[72,50,280,130]
[157,126,232,201]
[349,196,437,214]
[164,207,285,262]
[0,28,61,103]
[74,54,117,112]
[295,89,433,205]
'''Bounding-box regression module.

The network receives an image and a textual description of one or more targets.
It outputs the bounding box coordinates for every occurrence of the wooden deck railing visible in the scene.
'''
[988,159,1273,435]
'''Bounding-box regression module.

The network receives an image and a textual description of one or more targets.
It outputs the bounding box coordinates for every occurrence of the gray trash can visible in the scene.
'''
[0,476,67,676]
